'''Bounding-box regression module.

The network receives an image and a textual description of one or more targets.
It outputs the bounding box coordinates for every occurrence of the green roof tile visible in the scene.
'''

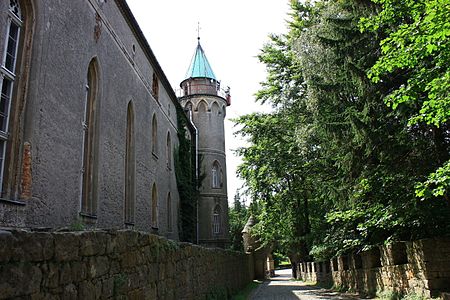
[184,41,216,80]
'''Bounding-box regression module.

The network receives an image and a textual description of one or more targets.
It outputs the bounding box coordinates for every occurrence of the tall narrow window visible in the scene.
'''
[151,183,158,228]
[152,114,157,155]
[125,101,135,224]
[213,205,221,234]
[81,59,99,216]
[212,161,220,188]
[167,192,172,232]
[0,1,23,195]
[152,73,159,101]
[166,132,171,169]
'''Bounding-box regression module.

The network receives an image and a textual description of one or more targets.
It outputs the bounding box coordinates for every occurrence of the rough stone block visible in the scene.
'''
[54,233,80,261]
[0,230,253,299]
[106,233,118,255]
[0,230,16,262]
[15,231,54,262]
[109,260,121,275]
[87,256,109,279]
[62,284,77,300]
[80,231,107,257]
[101,277,114,299]
[0,262,42,298]
[78,280,96,300]
[59,262,73,285]
[120,250,138,269]
[128,288,145,300]
[41,262,59,289]
[144,283,157,300]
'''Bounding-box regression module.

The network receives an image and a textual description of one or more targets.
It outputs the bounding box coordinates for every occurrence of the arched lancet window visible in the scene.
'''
[81,59,100,216]
[167,192,172,232]
[152,114,157,155]
[212,161,221,188]
[211,102,220,115]
[166,132,171,169]
[0,0,26,196]
[197,101,207,113]
[213,205,221,234]
[125,101,135,224]
[151,183,158,228]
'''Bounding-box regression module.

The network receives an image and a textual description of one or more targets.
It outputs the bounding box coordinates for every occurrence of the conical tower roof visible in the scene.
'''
[184,40,216,80]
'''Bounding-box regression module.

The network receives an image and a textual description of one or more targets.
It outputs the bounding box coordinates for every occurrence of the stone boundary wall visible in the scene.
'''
[297,237,450,298]
[0,229,253,299]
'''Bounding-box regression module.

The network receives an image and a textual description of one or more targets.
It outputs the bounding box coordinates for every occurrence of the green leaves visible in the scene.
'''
[361,0,450,200]
[416,160,450,200]
[363,0,450,127]
[234,0,450,262]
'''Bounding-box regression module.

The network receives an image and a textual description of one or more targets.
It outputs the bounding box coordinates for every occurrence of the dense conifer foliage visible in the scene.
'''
[234,0,450,260]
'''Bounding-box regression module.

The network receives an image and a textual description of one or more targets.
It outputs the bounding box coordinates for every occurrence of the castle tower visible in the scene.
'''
[178,38,230,248]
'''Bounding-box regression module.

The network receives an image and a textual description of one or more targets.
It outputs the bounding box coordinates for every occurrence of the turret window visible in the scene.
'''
[213,205,221,234]
[212,161,222,189]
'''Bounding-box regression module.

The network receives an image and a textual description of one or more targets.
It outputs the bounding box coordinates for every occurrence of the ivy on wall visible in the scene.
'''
[175,106,199,243]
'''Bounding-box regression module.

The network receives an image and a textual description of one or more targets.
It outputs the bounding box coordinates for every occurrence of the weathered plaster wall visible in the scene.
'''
[297,237,450,298]
[0,0,183,239]
[0,229,253,299]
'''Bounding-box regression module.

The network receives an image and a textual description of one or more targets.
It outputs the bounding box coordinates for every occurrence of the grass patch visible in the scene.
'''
[289,278,304,282]
[375,290,433,300]
[230,280,262,300]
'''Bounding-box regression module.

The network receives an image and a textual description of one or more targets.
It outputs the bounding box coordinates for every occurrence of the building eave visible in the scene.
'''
[114,0,181,110]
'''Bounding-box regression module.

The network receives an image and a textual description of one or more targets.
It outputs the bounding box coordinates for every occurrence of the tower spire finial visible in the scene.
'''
[197,22,201,43]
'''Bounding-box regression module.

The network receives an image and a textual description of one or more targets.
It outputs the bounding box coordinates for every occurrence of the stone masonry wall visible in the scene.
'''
[0,229,252,299]
[297,237,450,298]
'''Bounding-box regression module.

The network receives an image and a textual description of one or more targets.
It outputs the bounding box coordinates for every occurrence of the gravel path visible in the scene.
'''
[249,269,362,300]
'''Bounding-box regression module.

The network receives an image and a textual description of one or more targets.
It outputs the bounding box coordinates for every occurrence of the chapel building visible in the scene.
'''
[0,0,195,240]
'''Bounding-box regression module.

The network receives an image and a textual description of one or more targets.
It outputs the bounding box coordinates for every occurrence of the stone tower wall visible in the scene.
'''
[179,94,230,247]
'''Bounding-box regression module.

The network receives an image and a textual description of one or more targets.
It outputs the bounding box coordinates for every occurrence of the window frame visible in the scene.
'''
[166,131,171,170]
[212,205,221,235]
[211,161,221,189]
[151,183,158,229]
[151,73,159,101]
[124,101,135,225]
[151,114,158,157]
[167,192,172,232]
[80,59,100,218]
[0,2,24,197]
